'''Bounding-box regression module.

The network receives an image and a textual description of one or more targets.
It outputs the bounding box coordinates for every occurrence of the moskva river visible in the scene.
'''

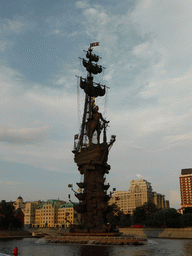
[1,238,192,256]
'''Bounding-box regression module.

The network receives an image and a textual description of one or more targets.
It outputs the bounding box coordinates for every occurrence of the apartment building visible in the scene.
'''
[32,200,80,228]
[13,197,80,228]
[180,168,192,210]
[109,179,169,215]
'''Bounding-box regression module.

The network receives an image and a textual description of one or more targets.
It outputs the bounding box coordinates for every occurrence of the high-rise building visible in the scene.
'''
[109,179,169,215]
[109,191,130,214]
[179,168,192,210]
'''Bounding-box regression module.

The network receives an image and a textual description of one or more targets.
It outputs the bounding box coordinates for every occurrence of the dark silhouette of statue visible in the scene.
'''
[73,43,116,233]
[86,106,109,144]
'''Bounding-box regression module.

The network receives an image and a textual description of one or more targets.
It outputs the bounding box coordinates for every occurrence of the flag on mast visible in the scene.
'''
[90,42,100,47]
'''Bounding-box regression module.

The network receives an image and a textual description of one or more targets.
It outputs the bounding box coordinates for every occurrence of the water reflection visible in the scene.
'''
[1,238,192,256]
[182,240,192,256]
[80,245,110,256]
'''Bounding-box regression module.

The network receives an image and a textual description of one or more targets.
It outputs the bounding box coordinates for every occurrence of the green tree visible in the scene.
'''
[180,213,192,227]
[133,206,146,225]
[133,202,158,225]
[118,214,131,228]
[183,208,192,214]
[143,202,158,214]
[0,200,15,230]
[105,204,123,230]
[163,208,180,228]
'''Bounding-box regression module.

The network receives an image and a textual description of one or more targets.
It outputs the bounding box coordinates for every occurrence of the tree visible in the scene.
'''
[133,206,146,225]
[143,202,158,214]
[118,214,131,228]
[0,200,15,230]
[183,208,192,214]
[180,213,192,227]
[0,200,23,230]
[104,203,123,230]
[133,202,159,225]
[164,208,180,228]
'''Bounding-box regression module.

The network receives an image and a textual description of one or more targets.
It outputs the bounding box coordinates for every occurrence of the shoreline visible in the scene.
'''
[0,230,32,239]
[119,227,192,239]
[1,227,192,240]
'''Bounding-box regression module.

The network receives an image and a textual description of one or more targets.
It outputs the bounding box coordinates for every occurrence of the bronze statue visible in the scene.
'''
[72,43,116,233]
[86,105,109,144]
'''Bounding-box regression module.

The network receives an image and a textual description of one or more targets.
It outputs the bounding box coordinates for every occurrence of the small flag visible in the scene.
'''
[90,42,100,47]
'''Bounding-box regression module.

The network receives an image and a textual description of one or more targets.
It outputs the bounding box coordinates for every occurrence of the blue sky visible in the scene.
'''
[1,0,192,209]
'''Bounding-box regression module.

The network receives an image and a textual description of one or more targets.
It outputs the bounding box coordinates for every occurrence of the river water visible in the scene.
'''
[1,238,192,256]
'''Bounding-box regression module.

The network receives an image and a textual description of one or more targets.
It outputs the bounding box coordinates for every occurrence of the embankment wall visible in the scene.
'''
[119,228,192,239]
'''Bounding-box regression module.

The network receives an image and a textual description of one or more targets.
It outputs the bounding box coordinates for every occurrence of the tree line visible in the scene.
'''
[107,202,192,229]
[0,200,24,230]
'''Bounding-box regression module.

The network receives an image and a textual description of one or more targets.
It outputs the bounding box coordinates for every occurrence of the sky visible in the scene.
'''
[0,0,192,209]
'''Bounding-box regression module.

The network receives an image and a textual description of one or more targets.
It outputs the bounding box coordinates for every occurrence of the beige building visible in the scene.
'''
[109,179,169,215]
[32,200,80,228]
[57,203,81,228]
[13,196,25,211]
[13,197,80,228]
[24,201,42,227]
[33,199,65,228]
[13,196,42,227]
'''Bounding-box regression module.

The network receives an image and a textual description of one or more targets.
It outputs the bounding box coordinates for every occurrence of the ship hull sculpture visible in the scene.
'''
[72,42,116,233]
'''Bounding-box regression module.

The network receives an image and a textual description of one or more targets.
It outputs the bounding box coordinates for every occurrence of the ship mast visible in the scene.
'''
[75,42,106,152]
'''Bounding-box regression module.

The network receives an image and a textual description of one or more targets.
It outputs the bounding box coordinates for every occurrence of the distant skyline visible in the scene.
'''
[1,0,192,209]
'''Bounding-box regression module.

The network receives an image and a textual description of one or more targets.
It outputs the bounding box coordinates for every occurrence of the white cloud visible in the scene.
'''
[0,40,10,51]
[132,41,154,58]
[0,181,23,186]
[76,1,90,9]
[131,0,192,76]
[52,29,60,35]
[0,126,49,145]
[0,17,28,35]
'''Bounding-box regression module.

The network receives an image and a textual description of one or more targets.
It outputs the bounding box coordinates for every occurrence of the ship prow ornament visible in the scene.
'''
[72,42,116,233]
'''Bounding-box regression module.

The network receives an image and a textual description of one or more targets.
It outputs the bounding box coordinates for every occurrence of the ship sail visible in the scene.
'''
[80,77,105,97]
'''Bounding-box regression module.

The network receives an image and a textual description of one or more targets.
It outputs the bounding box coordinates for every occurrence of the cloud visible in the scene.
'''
[131,0,192,75]
[52,29,60,35]
[76,1,90,9]
[0,17,28,35]
[0,181,23,186]
[132,41,154,58]
[0,126,49,145]
[0,40,11,51]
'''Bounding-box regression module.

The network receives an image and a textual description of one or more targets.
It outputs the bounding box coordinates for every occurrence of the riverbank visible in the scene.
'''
[0,230,32,239]
[119,227,192,239]
[1,227,192,240]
